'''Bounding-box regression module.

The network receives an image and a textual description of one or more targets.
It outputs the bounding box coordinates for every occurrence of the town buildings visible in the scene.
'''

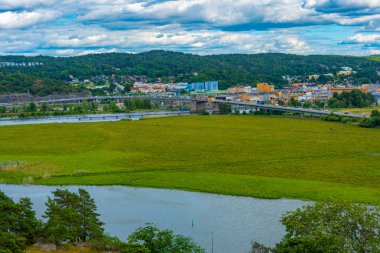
[130,81,219,94]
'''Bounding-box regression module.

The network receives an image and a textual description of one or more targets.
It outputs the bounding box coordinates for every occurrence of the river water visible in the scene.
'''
[0,111,190,126]
[0,184,309,253]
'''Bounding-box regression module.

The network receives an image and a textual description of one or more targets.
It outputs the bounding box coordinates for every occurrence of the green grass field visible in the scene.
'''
[0,115,380,203]
[336,106,380,115]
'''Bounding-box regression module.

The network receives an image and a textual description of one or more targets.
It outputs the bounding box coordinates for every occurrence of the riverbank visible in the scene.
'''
[336,105,380,115]
[0,115,379,203]
[1,184,308,253]
[0,111,190,126]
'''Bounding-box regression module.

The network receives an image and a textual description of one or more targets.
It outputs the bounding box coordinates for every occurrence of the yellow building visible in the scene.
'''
[337,70,352,76]
[331,87,354,93]
[361,84,369,89]
[308,75,320,80]
[207,96,216,102]
[257,83,275,93]
[240,93,251,102]
[228,86,252,94]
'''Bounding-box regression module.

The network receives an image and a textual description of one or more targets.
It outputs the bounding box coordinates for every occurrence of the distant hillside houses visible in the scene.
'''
[131,81,219,94]
[223,82,380,105]
[0,62,43,67]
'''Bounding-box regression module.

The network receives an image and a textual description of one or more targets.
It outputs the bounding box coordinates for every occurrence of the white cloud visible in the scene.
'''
[304,0,380,9]
[0,10,60,29]
[78,0,316,26]
[0,0,379,55]
[0,23,314,55]
[0,0,58,10]
[343,34,380,44]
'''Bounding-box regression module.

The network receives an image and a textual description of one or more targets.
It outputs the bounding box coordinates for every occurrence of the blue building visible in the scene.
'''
[188,81,219,91]
[205,81,219,90]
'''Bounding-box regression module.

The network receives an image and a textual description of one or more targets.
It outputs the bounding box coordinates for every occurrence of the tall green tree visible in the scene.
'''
[27,102,37,112]
[43,188,104,245]
[40,102,49,112]
[0,191,40,253]
[77,189,104,242]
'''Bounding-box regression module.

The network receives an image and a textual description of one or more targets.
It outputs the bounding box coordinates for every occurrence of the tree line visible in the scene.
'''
[2,189,380,252]
[0,72,83,96]
[0,99,159,118]
[328,90,377,108]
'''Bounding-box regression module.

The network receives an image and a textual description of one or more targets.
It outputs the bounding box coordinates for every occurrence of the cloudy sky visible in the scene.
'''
[0,0,379,56]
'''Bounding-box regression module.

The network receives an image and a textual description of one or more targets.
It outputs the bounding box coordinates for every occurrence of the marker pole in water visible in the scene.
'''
[211,232,214,253]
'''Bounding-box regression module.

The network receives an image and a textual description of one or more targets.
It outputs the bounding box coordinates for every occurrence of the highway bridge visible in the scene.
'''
[0,95,368,119]
[0,95,197,108]
[222,101,368,119]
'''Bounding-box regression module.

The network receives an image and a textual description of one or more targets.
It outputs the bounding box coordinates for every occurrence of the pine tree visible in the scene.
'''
[0,191,40,252]
[43,188,105,245]
[77,189,104,242]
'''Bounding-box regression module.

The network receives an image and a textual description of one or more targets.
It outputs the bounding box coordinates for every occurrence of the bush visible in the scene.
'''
[371,110,380,117]
[253,201,380,253]
[200,110,210,115]
[128,223,204,253]
[323,114,341,122]
[359,117,380,128]
[219,104,232,114]
[340,117,351,124]
[276,201,380,252]
[91,235,127,251]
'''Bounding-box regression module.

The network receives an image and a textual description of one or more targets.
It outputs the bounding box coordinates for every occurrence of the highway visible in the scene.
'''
[0,95,196,108]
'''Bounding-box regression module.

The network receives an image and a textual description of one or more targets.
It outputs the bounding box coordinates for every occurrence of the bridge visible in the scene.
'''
[0,95,368,119]
[0,95,197,107]
[220,101,368,119]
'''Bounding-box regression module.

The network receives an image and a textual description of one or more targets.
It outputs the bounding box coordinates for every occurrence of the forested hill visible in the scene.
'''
[0,72,83,96]
[1,51,380,95]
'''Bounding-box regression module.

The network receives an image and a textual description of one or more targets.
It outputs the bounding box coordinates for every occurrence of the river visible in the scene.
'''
[0,184,309,253]
[0,111,190,126]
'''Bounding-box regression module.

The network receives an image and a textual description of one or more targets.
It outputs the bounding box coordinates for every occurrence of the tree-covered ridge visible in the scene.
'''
[0,51,379,93]
[367,55,380,62]
[0,72,83,96]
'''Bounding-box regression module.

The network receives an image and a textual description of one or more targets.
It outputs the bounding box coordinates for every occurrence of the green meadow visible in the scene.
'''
[0,115,380,203]
[336,105,380,115]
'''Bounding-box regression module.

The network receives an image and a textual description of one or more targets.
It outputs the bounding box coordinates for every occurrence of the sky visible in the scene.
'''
[0,0,380,56]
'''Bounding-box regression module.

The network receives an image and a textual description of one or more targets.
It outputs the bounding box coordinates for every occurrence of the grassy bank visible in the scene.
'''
[27,245,103,253]
[0,115,379,203]
[335,105,380,115]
